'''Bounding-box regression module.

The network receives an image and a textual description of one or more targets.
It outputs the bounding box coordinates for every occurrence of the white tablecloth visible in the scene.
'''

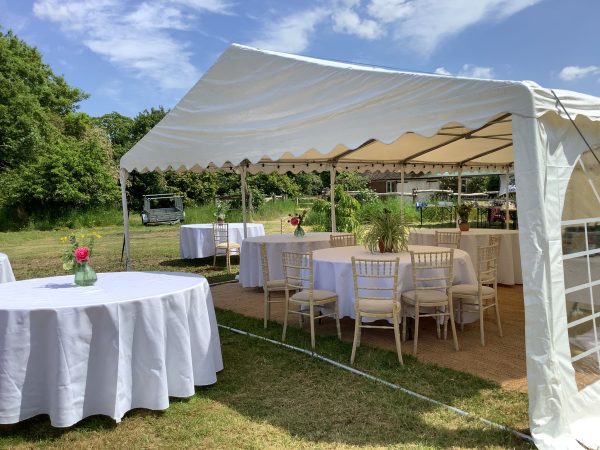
[312,245,478,322]
[239,232,346,287]
[0,271,223,427]
[180,223,265,259]
[0,253,15,283]
[409,228,522,285]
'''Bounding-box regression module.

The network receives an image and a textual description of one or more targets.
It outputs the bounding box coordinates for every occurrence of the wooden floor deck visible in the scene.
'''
[212,282,528,392]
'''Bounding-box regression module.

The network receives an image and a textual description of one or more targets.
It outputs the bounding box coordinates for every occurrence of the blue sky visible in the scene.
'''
[2,0,599,117]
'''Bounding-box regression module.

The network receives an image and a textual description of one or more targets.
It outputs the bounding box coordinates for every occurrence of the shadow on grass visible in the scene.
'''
[209,308,533,449]
[158,257,239,284]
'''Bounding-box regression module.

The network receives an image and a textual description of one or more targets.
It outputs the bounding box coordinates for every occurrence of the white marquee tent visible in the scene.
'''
[120,44,600,449]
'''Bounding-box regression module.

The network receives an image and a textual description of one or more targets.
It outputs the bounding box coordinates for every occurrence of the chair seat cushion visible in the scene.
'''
[291,289,337,303]
[402,289,448,305]
[452,284,495,297]
[216,242,241,249]
[266,279,286,289]
[357,299,399,314]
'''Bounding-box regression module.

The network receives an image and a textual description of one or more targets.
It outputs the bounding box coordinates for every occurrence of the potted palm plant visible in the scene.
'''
[362,208,409,253]
[456,203,473,231]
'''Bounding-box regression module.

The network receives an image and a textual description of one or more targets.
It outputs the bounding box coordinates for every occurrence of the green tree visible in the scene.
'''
[94,112,135,161]
[1,128,119,212]
[293,172,323,195]
[0,30,87,171]
[248,172,300,198]
[131,107,168,139]
[336,171,370,191]
[0,30,119,218]
[304,185,359,232]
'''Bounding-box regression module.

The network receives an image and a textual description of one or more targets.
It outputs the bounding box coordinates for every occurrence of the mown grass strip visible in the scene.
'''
[218,322,533,444]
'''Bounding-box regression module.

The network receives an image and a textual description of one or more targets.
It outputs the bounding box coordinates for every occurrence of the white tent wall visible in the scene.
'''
[558,132,600,447]
[517,113,600,449]
[118,44,600,449]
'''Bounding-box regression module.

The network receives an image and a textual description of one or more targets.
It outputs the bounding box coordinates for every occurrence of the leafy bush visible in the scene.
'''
[1,127,120,214]
[303,186,359,232]
[293,172,323,195]
[354,188,380,204]
[336,172,370,191]
[303,199,330,231]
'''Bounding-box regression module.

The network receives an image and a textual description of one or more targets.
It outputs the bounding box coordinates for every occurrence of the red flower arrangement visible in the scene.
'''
[61,232,99,272]
[74,246,90,263]
[288,211,306,237]
[61,232,100,287]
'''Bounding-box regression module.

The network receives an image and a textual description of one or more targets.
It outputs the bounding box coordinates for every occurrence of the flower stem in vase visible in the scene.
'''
[74,261,97,287]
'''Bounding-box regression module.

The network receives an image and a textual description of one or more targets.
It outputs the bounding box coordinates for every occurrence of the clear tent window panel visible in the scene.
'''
[562,149,600,390]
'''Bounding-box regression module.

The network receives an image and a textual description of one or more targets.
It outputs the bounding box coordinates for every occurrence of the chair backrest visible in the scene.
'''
[435,231,461,249]
[282,251,312,291]
[351,257,399,304]
[409,250,454,299]
[488,234,501,246]
[330,233,357,248]
[213,222,230,246]
[477,244,499,285]
[260,242,270,284]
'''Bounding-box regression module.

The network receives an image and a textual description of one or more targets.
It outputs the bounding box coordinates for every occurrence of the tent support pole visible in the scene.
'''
[400,166,405,222]
[457,167,463,228]
[457,167,463,206]
[504,168,510,230]
[241,166,248,239]
[119,168,131,271]
[330,166,336,232]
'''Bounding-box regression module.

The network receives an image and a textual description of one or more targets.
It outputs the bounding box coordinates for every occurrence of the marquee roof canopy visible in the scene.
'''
[120,44,600,175]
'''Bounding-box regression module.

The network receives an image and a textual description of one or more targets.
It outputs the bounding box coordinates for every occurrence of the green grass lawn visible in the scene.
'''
[0,218,532,449]
[0,310,532,449]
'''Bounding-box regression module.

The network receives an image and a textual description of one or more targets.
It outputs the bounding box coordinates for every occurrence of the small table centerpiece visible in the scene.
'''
[362,208,408,253]
[62,232,99,286]
[289,211,306,237]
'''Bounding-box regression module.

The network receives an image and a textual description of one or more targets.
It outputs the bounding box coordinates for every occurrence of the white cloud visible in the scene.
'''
[172,0,232,14]
[33,0,231,90]
[434,64,495,79]
[434,67,451,75]
[332,8,386,40]
[558,65,600,81]
[369,0,542,56]
[249,8,328,53]
[367,0,413,24]
[459,64,494,79]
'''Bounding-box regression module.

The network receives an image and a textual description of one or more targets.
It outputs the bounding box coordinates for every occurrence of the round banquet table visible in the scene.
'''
[409,228,522,285]
[0,271,223,427]
[312,245,478,323]
[0,253,15,283]
[239,232,347,288]
[180,223,265,259]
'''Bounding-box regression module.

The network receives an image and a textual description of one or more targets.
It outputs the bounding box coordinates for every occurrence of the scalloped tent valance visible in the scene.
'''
[118,44,600,450]
[119,44,599,175]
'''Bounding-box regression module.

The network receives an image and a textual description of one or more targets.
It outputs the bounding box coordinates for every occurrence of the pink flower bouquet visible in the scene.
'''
[61,232,100,272]
[288,212,306,237]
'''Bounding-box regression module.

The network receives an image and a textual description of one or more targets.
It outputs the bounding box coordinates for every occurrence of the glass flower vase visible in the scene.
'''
[294,225,305,237]
[74,262,97,287]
